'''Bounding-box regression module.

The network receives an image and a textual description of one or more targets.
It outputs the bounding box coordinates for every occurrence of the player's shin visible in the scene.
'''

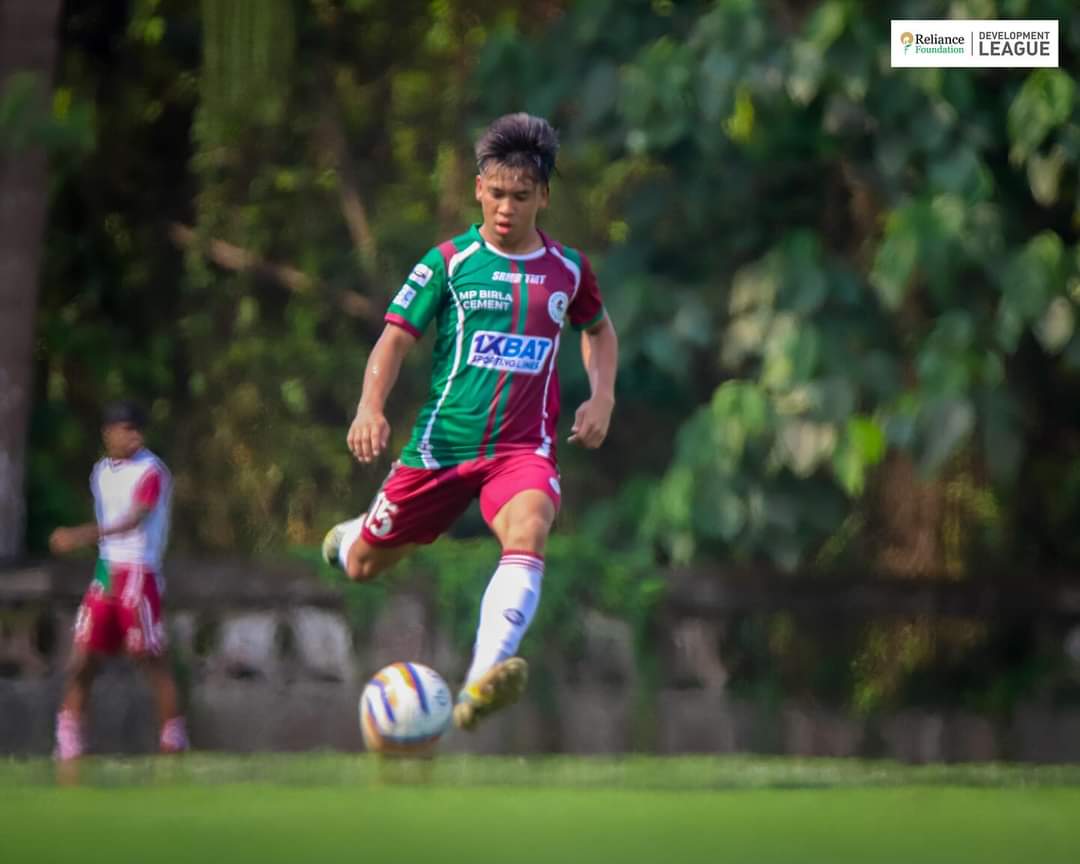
[464,550,543,685]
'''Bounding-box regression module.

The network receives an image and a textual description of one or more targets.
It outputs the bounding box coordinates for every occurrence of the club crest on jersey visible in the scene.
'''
[548,291,569,325]
[393,285,417,309]
[409,263,434,287]
[467,330,553,375]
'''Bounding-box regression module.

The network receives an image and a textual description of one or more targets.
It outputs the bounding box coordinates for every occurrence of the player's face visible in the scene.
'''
[475,166,549,251]
[103,421,144,460]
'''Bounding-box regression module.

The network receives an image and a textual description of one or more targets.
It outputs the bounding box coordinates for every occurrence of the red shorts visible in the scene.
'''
[360,452,561,547]
[73,562,167,657]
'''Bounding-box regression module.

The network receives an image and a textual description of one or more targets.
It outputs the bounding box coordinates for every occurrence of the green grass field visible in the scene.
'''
[2,755,1078,864]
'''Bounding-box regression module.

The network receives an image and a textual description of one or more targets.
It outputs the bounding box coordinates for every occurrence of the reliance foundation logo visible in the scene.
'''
[901,30,965,56]
[891,19,1058,68]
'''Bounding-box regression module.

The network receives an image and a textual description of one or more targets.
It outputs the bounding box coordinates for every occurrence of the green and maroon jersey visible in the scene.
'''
[385,224,606,469]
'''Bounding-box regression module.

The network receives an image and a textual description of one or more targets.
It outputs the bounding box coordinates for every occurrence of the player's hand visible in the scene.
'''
[49,528,72,555]
[348,404,391,464]
[49,527,84,555]
[568,394,614,449]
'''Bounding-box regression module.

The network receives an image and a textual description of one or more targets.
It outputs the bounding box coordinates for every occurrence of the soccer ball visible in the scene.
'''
[359,662,452,756]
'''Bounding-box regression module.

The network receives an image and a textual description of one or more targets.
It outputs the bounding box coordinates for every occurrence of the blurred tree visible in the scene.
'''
[26,0,197,552]
[0,0,64,561]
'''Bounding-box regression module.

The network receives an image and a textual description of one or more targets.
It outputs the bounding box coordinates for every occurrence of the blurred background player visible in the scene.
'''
[49,400,187,760]
[323,112,619,731]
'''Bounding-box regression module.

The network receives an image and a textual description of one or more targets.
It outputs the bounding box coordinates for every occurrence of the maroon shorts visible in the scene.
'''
[360,453,561,547]
[73,562,167,658]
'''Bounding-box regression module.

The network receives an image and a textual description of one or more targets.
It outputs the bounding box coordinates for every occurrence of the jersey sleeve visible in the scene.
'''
[567,252,606,332]
[384,247,447,338]
[133,468,163,510]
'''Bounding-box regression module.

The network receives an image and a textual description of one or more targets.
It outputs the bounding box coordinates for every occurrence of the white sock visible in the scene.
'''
[55,709,84,761]
[337,517,365,570]
[465,551,544,686]
[160,716,189,752]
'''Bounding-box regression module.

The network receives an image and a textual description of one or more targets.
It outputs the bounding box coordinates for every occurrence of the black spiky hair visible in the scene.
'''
[475,113,559,185]
[102,399,148,430]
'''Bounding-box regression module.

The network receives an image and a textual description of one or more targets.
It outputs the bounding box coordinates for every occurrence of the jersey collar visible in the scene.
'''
[470,224,548,261]
[107,447,147,469]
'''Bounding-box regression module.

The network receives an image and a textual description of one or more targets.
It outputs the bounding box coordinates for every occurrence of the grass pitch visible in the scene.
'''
[1,754,1078,864]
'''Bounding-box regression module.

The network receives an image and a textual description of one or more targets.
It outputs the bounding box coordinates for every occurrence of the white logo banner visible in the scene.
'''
[891,20,1058,68]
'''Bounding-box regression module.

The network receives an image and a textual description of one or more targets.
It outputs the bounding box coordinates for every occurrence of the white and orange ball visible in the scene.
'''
[359,662,452,756]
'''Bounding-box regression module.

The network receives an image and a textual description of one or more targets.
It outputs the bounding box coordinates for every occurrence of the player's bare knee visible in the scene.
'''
[506,522,550,553]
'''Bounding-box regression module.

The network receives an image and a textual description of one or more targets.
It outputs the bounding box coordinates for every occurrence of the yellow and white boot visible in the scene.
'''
[453,657,529,731]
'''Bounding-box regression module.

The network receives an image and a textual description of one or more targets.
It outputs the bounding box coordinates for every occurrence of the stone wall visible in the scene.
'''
[2,559,1080,760]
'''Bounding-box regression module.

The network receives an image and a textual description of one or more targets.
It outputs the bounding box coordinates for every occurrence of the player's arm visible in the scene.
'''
[350,247,445,463]
[569,313,618,449]
[49,507,154,554]
[49,470,162,554]
[348,323,418,463]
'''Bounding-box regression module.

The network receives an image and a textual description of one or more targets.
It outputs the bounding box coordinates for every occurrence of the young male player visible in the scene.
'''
[49,400,188,760]
[323,113,618,731]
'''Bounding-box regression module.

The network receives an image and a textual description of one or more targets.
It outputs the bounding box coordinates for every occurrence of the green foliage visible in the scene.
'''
[1008,69,1076,165]
[26,0,1080,586]
[0,72,94,157]
[199,0,295,137]
[473,0,1080,572]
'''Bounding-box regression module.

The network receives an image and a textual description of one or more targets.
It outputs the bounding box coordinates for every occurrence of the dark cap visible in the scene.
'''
[102,399,148,430]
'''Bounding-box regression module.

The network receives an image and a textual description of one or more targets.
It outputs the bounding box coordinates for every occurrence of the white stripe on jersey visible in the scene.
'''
[534,331,561,460]
[419,241,481,469]
[535,245,581,459]
[549,246,582,303]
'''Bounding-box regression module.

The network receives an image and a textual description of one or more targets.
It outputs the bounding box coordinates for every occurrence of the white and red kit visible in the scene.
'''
[74,448,172,657]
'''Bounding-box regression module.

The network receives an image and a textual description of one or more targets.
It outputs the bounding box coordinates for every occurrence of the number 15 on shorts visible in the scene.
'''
[364,492,398,538]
